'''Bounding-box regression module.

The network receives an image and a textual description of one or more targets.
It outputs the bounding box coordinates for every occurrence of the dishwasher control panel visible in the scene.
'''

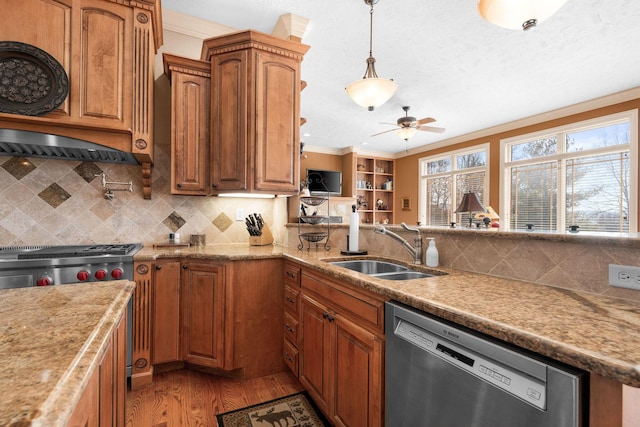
[395,319,547,410]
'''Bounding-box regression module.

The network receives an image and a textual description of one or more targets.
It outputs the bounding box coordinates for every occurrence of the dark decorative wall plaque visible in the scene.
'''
[0,41,69,116]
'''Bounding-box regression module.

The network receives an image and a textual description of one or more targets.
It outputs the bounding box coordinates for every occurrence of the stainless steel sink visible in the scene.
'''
[372,271,435,280]
[330,260,408,274]
[329,260,437,280]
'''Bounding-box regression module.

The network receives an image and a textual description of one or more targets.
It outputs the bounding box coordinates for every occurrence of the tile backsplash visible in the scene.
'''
[0,137,287,247]
[286,224,640,302]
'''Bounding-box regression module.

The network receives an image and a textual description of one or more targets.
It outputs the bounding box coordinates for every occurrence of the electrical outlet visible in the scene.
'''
[236,208,244,221]
[608,264,640,290]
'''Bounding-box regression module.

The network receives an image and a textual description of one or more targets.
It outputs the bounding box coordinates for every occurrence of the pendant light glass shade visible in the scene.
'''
[346,0,397,111]
[346,77,397,112]
[477,0,568,30]
[396,127,418,141]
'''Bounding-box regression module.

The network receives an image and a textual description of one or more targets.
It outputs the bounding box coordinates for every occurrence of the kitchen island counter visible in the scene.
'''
[135,244,640,388]
[0,281,134,426]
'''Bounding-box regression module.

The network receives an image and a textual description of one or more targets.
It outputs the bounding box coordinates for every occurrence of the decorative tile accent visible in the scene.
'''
[163,211,186,232]
[73,162,103,183]
[2,157,36,180]
[38,183,71,208]
[212,212,233,232]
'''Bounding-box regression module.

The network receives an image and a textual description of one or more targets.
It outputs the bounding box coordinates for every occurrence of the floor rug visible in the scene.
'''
[216,391,330,427]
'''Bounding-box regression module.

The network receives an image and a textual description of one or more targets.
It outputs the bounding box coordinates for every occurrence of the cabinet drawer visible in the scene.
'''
[301,272,385,333]
[284,262,301,287]
[284,310,299,344]
[283,338,299,376]
[284,285,300,315]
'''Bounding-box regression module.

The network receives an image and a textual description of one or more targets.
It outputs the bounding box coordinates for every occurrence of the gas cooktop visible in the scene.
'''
[0,243,142,261]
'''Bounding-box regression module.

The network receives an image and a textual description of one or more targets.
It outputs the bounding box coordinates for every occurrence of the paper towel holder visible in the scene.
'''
[341,204,368,255]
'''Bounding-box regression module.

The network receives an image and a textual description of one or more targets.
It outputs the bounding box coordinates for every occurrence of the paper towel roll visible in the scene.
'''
[349,206,359,252]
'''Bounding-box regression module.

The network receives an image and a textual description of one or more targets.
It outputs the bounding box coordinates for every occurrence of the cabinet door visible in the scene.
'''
[332,316,384,427]
[152,260,181,364]
[253,50,300,193]
[77,0,132,127]
[299,295,332,414]
[68,367,99,427]
[99,311,127,427]
[182,262,226,368]
[210,50,249,191]
[171,71,210,194]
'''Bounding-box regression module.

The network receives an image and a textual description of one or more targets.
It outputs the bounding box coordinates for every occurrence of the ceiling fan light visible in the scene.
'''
[346,77,397,111]
[397,127,418,141]
[477,0,568,30]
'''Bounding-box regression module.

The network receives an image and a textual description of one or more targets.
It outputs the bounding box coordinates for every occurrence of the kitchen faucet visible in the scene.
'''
[374,222,422,265]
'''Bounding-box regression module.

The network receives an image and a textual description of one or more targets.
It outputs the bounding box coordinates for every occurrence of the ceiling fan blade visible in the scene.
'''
[417,125,446,133]
[371,128,399,137]
[417,117,436,125]
[379,122,398,126]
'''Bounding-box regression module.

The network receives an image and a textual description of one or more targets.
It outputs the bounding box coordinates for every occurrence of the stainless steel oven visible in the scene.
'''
[0,243,142,377]
[386,301,587,427]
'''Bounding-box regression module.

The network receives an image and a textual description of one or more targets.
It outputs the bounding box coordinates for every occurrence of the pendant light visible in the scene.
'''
[477,0,568,31]
[345,0,397,111]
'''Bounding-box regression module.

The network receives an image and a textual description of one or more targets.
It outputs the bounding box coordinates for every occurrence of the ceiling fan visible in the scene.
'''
[372,106,445,141]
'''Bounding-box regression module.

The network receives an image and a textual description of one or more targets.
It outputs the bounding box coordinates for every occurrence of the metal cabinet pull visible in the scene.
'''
[285,296,295,304]
[285,323,294,333]
[155,265,162,270]
[286,271,297,279]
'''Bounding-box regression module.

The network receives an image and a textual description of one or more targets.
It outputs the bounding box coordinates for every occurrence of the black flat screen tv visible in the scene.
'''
[306,169,342,196]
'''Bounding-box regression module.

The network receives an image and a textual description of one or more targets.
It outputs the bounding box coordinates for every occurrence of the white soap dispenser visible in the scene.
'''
[425,238,439,267]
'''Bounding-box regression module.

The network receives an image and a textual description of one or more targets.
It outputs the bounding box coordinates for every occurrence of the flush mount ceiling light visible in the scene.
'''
[345,0,397,111]
[477,0,568,31]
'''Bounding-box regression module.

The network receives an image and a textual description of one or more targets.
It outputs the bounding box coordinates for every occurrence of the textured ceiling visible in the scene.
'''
[162,0,640,156]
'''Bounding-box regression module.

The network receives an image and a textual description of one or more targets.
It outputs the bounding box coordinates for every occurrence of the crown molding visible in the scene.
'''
[163,8,237,40]
[272,13,311,41]
[402,86,640,158]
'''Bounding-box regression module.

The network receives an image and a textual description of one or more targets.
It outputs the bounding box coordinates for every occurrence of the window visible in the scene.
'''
[501,110,637,233]
[419,145,489,227]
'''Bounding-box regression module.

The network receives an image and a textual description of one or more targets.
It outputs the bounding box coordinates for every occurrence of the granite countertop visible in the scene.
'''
[0,281,135,427]
[135,244,640,388]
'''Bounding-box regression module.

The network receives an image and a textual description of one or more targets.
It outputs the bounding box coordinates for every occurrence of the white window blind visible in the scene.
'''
[502,111,636,233]
[420,146,489,227]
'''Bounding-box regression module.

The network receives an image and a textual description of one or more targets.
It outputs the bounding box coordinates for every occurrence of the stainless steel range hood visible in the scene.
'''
[0,129,139,165]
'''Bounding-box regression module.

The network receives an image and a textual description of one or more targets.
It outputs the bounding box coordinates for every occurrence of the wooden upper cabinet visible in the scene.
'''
[77,0,131,125]
[164,55,211,195]
[1,0,162,197]
[210,50,249,192]
[203,30,310,195]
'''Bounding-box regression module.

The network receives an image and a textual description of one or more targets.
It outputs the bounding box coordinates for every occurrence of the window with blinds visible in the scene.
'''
[419,145,489,226]
[502,111,636,233]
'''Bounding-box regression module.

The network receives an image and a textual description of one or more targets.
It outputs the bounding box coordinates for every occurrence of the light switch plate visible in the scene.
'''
[236,208,244,221]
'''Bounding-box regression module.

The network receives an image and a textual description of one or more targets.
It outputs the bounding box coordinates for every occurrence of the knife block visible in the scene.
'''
[249,223,274,246]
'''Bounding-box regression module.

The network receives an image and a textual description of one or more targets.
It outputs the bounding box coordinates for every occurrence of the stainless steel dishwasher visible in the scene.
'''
[385,301,587,427]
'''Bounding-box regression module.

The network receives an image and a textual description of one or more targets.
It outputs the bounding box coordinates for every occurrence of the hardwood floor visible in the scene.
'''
[126,369,305,427]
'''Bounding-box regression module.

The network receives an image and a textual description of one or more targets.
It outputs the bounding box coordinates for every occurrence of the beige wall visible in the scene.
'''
[394,98,640,226]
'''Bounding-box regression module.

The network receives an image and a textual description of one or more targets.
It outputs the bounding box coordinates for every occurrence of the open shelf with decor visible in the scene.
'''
[343,153,395,225]
[297,172,331,251]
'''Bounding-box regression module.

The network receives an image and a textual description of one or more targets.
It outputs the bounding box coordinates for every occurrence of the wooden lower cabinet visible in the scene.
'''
[68,310,127,427]
[182,262,226,368]
[141,258,285,381]
[152,260,182,364]
[294,267,386,427]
